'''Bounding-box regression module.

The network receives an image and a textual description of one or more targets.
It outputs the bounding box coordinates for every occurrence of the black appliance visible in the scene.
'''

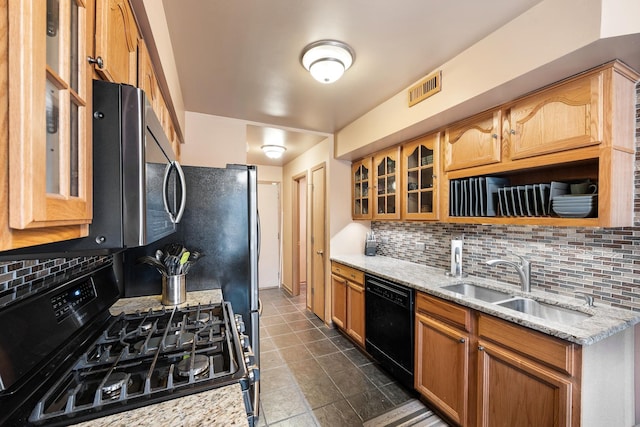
[121,164,261,416]
[365,274,415,389]
[0,80,186,260]
[0,262,257,426]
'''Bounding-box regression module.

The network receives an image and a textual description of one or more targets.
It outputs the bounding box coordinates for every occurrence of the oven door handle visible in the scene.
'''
[163,160,187,224]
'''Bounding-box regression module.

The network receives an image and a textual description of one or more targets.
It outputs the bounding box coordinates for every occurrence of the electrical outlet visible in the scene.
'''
[416,242,426,251]
[381,237,389,244]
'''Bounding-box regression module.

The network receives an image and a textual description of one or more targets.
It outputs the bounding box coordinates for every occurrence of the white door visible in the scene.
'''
[258,182,281,289]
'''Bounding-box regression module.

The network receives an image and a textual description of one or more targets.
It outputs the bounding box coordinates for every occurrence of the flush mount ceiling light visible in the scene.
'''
[261,144,287,159]
[301,40,355,84]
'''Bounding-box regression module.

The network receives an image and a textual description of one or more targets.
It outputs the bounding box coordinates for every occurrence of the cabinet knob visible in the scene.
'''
[459,338,466,343]
[316,250,324,255]
[478,345,485,351]
[87,56,104,69]
[510,129,516,135]
[491,133,498,139]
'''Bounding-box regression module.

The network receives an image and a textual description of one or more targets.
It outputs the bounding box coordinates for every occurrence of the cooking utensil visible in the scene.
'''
[155,249,163,261]
[137,255,167,276]
[179,251,190,274]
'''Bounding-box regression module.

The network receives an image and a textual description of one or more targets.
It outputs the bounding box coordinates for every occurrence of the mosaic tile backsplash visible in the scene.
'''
[374,82,640,313]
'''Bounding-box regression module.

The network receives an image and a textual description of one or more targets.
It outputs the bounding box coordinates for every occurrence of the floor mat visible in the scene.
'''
[363,399,450,427]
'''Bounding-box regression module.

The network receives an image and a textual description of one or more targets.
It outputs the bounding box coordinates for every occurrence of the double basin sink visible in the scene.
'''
[440,283,591,325]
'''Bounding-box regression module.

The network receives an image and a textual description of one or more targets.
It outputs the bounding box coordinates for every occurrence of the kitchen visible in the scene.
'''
[2,0,640,426]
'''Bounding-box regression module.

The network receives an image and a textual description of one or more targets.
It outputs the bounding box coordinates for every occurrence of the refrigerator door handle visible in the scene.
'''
[257,211,261,261]
[163,160,187,224]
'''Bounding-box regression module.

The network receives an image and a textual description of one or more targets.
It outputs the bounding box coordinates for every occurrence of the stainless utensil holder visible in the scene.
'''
[162,274,186,305]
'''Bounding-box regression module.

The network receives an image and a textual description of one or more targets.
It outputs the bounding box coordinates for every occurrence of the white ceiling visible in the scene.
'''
[160,0,544,165]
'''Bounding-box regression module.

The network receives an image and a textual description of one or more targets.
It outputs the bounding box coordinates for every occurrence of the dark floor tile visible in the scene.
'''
[295,328,327,343]
[288,319,317,331]
[271,333,303,349]
[288,359,330,384]
[319,326,342,337]
[261,365,296,394]
[281,311,310,323]
[277,304,301,314]
[308,317,326,327]
[346,387,395,421]
[280,343,314,363]
[328,333,354,350]
[265,323,293,337]
[298,375,343,409]
[313,399,362,427]
[359,363,395,388]
[315,351,354,372]
[305,339,339,357]
[270,412,318,427]
[343,347,372,366]
[327,364,376,397]
[261,384,308,424]
[261,314,286,326]
[260,349,285,371]
[379,381,417,406]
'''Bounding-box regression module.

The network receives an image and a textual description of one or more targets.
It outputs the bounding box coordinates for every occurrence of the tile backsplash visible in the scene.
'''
[373,81,640,312]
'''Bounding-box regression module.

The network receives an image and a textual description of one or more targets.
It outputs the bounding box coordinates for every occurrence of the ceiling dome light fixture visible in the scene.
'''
[261,144,287,159]
[301,40,355,84]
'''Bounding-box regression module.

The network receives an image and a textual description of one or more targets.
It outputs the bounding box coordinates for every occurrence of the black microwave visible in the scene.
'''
[0,81,186,259]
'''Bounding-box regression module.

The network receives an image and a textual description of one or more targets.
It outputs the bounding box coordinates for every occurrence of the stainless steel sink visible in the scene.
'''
[497,297,591,325]
[440,283,512,303]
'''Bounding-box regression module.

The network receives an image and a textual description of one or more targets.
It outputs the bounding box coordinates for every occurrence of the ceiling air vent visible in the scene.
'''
[408,70,441,107]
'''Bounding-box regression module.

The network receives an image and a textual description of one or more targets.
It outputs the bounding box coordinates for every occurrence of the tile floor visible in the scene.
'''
[257,286,418,426]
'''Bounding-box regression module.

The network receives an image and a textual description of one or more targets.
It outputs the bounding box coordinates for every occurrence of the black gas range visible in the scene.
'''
[0,262,258,426]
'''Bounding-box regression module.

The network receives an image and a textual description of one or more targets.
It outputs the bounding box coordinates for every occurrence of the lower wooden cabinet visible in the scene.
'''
[414,292,580,427]
[330,262,365,346]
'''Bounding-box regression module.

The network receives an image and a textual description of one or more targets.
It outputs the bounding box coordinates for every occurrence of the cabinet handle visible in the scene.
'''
[459,338,466,343]
[87,56,104,69]
[478,345,485,351]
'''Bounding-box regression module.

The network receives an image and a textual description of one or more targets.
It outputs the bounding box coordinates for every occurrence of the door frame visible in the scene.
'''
[310,162,326,319]
[291,171,308,297]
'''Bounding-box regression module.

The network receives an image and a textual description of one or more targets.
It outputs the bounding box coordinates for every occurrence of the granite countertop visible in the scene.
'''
[72,288,249,427]
[331,254,640,345]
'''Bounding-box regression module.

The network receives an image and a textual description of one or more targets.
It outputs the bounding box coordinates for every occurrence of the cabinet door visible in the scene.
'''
[401,133,440,220]
[346,281,365,346]
[444,110,501,171]
[137,39,160,116]
[415,313,469,426]
[373,147,401,219]
[331,274,347,329]
[477,340,573,427]
[95,0,138,85]
[4,0,93,249]
[352,158,372,219]
[508,73,602,160]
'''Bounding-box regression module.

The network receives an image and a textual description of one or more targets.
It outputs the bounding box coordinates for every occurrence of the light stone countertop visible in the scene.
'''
[72,288,249,427]
[331,254,640,345]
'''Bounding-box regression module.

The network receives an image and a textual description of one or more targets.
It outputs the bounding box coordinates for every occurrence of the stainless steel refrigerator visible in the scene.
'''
[121,164,260,365]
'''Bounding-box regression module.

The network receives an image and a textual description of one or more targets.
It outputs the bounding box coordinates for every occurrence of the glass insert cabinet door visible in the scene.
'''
[373,147,400,220]
[402,133,440,220]
[8,0,92,232]
[352,158,372,219]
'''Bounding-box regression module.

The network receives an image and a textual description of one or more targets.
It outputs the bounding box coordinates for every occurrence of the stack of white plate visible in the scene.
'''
[552,194,597,218]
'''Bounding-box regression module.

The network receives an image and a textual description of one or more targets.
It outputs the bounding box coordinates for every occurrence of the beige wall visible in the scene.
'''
[335,0,640,160]
[181,112,249,167]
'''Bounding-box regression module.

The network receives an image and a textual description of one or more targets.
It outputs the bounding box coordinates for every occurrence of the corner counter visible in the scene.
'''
[331,254,639,346]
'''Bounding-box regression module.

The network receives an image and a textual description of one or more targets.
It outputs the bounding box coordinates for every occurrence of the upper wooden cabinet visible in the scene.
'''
[352,158,372,219]
[2,0,94,250]
[444,110,502,172]
[94,0,139,85]
[137,39,160,115]
[506,72,603,160]
[373,147,401,220]
[401,133,440,220]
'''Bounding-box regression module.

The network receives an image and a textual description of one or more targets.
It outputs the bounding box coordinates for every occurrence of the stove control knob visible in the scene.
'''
[234,314,246,333]
[239,334,250,349]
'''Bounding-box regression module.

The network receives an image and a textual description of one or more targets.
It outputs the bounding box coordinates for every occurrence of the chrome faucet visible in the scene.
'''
[486,255,531,293]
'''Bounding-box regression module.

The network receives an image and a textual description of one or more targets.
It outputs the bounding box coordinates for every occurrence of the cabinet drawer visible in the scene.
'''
[331,262,364,285]
[478,314,578,375]
[416,292,471,332]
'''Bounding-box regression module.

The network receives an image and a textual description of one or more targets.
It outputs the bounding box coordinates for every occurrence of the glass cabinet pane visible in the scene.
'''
[408,147,419,168]
[421,168,434,189]
[408,170,418,191]
[69,100,79,197]
[362,182,368,197]
[362,166,368,180]
[421,147,434,166]
[408,193,418,213]
[69,0,79,91]
[377,178,385,194]
[387,195,396,213]
[355,167,361,182]
[387,176,396,194]
[46,79,60,194]
[46,0,60,73]
[362,199,369,215]
[387,157,396,174]
[378,160,385,176]
[420,192,433,213]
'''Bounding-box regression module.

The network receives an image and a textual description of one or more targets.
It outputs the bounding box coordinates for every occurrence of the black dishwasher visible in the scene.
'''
[365,274,414,389]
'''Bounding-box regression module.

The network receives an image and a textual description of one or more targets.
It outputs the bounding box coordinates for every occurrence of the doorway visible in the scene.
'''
[310,164,326,320]
[258,182,281,289]
[292,172,307,299]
